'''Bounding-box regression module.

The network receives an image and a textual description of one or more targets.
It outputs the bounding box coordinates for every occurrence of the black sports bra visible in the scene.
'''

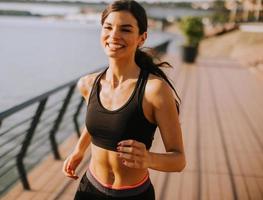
[85,67,157,151]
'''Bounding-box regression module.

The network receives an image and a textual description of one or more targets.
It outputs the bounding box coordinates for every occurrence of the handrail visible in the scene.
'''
[0,66,104,195]
[0,40,171,196]
[0,80,78,120]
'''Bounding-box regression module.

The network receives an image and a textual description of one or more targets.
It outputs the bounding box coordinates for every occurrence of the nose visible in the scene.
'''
[109,28,121,40]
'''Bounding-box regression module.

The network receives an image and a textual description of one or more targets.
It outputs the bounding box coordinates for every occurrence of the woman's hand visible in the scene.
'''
[117,140,151,169]
[62,152,83,180]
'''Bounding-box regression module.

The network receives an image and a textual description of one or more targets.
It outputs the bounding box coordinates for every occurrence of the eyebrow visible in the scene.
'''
[104,22,134,28]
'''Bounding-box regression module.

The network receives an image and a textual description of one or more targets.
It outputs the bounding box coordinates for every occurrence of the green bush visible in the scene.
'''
[211,11,229,25]
[179,16,204,47]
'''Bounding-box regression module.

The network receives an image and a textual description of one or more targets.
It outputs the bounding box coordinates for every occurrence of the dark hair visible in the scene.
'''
[101,0,181,113]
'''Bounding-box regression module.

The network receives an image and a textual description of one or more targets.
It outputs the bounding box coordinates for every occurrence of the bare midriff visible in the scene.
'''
[89,143,149,189]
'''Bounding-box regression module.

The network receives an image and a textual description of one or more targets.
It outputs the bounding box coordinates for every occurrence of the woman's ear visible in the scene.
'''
[139,32,147,47]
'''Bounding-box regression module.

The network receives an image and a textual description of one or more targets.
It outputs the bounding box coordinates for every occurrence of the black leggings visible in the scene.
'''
[74,171,155,200]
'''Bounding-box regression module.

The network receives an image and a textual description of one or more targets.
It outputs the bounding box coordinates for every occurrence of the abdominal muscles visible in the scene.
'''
[89,143,148,188]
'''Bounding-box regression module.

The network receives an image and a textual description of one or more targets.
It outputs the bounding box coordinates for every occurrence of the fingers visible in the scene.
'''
[117,152,145,169]
[66,174,79,180]
[117,140,146,155]
[117,140,149,169]
[118,152,140,160]
[63,169,79,180]
[62,157,79,180]
[122,159,141,169]
[63,167,79,180]
[118,140,144,149]
[117,145,142,156]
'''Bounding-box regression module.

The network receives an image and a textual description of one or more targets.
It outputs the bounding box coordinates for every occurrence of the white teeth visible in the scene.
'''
[108,43,124,50]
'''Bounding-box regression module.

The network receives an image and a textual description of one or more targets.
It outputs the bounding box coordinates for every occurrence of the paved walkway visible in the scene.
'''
[2,54,263,200]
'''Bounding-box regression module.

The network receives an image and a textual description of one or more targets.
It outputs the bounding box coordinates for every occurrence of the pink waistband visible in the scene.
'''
[88,165,149,190]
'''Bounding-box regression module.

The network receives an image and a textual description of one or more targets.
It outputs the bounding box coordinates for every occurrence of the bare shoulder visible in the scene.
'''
[145,73,175,106]
[146,73,173,97]
[77,71,101,100]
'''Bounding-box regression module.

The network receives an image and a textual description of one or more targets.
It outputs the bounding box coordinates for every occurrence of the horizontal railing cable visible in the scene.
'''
[44,97,67,111]
[0,162,17,180]
[0,128,29,148]
[0,117,33,137]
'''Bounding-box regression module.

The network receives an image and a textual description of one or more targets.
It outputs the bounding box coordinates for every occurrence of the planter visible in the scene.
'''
[182,46,198,63]
[179,16,204,63]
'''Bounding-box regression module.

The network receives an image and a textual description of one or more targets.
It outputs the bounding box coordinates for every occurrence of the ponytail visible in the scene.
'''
[135,48,181,114]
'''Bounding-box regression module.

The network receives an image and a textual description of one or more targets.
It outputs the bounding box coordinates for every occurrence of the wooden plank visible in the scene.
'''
[55,193,74,200]
[218,67,263,179]
[223,68,263,147]
[1,134,83,200]
[198,66,225,200]
[220,68,263,169]
[149,129,168,199]
[246,177,263,200]
[202,69,229,173]
[32,160,62,191]
[206,63,263,200]
[55,179,79,198]
[180,64,198,173]
[208,66,249,200]
[235,176,250,200]
[220,174,235,200]
[163,172,182,200]
[13,191,35,200]
[256,178,263,198]
[0,183,23,200]
[207,174,222,200]
[204,66,235,199]
[181,172,199,200]
[178,64,200,200]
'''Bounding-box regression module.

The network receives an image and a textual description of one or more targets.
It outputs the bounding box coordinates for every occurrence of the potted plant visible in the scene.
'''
[179,16,204,63]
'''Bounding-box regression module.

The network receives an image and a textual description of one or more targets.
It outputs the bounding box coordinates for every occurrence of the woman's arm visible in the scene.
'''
[73,76,93,155]
[62,127,91,179]
[62,75,96,179]
[117,77,186,172]
[148,78,185,172]
[72,126,91,156]
[148,150,185,172]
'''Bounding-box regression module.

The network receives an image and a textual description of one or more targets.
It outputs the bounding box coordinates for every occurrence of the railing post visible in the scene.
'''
[49,85,76,160]
[73,97,84,137]
[16,98,47,190]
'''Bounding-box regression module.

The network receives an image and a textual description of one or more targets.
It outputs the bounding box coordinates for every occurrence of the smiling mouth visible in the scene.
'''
[107,43,125,51]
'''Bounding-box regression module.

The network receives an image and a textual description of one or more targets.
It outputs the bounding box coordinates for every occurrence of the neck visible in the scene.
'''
[106,58,140,87]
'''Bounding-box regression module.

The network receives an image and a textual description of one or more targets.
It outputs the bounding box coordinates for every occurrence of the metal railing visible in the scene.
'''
[0,40,170,196]
[0,67,104,195]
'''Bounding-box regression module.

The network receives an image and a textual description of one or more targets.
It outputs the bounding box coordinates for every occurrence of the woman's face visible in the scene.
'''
[101,11,146,59]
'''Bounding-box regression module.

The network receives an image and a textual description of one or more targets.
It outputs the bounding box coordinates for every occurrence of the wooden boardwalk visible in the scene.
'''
[2,54,263,200]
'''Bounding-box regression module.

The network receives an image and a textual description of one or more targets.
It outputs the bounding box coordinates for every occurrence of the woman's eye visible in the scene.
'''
[122,29,131,32]
[104,26,111,30]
